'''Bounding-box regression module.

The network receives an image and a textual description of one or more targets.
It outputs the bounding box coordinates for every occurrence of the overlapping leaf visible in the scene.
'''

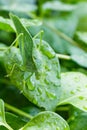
[0,99,13,130]
[3,14,61,111]
[43,1,76,11]
[58,72,87,112]
[69,112,87,130]
[20,111,70,130]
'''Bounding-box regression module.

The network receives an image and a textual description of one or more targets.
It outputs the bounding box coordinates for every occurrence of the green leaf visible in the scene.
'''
[10,14,36,71]
[0,1,36,13]
[71,53,87,68]
[2,15,61,111]
[25,39,61,110]
[58,72,87,112]
[0,16,15,32]
[0,99,13,130]
[20,111,70,130]
[76,32,87,44]
[43,1,76,11]
[69,113,87,130]
[5,112,27,130]
[0,99,6,126]
[3,38,61,110]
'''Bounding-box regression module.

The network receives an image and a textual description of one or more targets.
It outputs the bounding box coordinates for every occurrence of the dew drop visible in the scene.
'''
[28,85,35,91]
[46,90,56,99]
[70,91,75,94]
[74,77,79,82]
[33,98,38,105]
[27,79,35,91]
[40,96,45,102]
[38,87,42,94]
[78,96,84,100]
[44,78,50,85]
[76,88,81,92]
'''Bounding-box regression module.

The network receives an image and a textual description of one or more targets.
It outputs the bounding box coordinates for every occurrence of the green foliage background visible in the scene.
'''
[0,0,87,129]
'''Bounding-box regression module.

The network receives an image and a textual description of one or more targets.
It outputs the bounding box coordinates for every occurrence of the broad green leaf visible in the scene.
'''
[25,39,61,110]
[2,14,61,111]
[10,14,36,72]
[0,16,14,32]
[0,1,36,13]
[71,53,87,68]
[58,72,87,112]
[3,37,61,110]
[69,113,87,130]
[76,32,87,44]
[0,99,13,130]
[43,1,76,11]
[20,111,70,130]
[5,112,27,130]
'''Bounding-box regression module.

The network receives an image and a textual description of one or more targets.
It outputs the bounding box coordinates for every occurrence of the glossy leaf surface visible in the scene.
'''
[20,111,70,130]
[58,72,87,112]
[3,15,61,111]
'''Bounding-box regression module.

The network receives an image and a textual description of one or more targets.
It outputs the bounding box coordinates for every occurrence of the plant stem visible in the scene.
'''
[5,103,33,120]
[56,54,71,60]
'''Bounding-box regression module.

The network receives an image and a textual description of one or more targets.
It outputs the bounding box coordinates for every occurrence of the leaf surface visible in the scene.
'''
[20,111,70,130]
[0,99,13,130]
[58,72,87,112]
[69,113,87,130]
[71,53,87,68]
[3,15,61,111]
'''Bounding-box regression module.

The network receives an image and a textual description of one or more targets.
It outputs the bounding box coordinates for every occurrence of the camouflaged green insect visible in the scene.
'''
[2,14,61,111]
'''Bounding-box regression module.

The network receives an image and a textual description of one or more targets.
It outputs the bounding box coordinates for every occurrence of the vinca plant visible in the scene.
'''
[0,0,87,130]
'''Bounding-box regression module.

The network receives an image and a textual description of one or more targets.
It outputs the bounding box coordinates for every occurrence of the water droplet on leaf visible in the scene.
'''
[27,78,35,91]
[74,77,79,82]
[38,87,42,94]
[46,90,56,99]
[70,91,75,94]
[78,96,84,100]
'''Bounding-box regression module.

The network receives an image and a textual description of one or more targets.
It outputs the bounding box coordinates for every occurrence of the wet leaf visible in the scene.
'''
[43,1,76,11]
[3,39,61,110]
[71,53,87,68]
[3,15,61,111]
[69,113,87,130]
[20,111,70,130]
[58,72,87,112]
[5,112,26,130]
[0,16,14,32]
